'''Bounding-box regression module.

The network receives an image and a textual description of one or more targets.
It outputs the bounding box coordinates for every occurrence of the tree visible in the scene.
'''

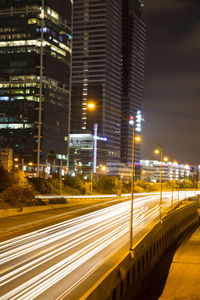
[94,176,118,194]
[63,175,86,194]
[3,184,35,211]
[47,149,56,175]
[0,167,22,193]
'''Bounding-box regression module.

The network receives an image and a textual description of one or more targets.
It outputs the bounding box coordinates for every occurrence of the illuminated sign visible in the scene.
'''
[135,110,143,132]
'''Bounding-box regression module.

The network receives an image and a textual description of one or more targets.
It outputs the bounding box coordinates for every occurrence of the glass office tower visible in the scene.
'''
[71,0,122,170]
[0,0,72,166]
[121,0,146,164]
[71,0,146,175]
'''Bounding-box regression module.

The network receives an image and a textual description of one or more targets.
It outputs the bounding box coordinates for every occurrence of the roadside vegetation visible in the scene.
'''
[0,166,197,210]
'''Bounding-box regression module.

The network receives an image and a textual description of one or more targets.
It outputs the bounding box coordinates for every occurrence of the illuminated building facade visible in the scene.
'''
[121,0,146,164]
[71,0,122,168]
[69,133,107,175]
[71,0,146,174]
[0,0,72,165]
[140,160,192,182]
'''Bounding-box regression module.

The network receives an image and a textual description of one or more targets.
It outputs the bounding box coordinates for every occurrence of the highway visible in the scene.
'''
[0,191,197,300]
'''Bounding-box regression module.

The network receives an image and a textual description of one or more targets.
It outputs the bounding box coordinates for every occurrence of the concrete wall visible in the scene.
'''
[82,200,199,300]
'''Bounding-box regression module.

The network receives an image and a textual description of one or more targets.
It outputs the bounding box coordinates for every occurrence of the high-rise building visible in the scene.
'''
[71,0,122,172]
[121,0,146,165]
[71,0,146,175]
[0,0,72,167]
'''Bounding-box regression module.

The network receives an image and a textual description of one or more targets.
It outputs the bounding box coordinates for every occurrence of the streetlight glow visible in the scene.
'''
[164,156,168,162]
[154,149,160,155]
[135,136,141,142]
[101,166,107,172]
[87,103,95,110]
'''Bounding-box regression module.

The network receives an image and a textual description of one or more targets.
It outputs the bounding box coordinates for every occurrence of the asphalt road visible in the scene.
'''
[0,191,197,300]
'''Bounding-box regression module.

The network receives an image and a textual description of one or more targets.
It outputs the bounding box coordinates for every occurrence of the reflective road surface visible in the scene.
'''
[0,191,197,300]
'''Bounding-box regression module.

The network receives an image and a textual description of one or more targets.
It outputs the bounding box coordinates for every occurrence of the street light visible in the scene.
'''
[88,102,137,252]
[101,165,107,172]
[169,159,179,208]
[153,145,164,222]
[134,136,164,222]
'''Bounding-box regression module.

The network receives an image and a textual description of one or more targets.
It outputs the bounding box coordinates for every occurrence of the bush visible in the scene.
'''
[28,177,53,194]
[63,175,86,194]
[49,197,67,204]
[0,167,17,192]
[133,185,144,193]
[3,184,35,210]
[94,176,118,194]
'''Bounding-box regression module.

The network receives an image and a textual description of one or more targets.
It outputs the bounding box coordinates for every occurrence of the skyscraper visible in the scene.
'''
[0,0,72,168]
[71,0,146,175]
[71,0,122,170]
[121,0,146,165]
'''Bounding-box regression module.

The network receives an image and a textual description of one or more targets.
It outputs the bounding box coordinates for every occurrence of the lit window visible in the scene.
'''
[28,19,38,24]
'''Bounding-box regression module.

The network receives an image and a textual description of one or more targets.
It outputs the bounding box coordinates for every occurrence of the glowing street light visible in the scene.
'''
[135,136,141,143]
[101,165,107,172]
[87,101,136,252]
[154,149,160,155]
[87,102,96,110]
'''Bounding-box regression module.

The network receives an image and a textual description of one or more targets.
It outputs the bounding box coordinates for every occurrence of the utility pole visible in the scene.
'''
[66,2,74,173]
[36,0,44,177]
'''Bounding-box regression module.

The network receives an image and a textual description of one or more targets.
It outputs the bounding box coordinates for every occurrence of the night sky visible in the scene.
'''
[141,0,200,165]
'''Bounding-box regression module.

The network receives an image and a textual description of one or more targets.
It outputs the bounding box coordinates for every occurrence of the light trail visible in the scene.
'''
[0,191,197,300]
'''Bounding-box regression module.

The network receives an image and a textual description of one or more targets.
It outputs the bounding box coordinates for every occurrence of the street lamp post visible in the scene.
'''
[87,102,136,252]
[154,146,164,221]
[160,146,163,221]
[37,0,44,177]
[143,141,164,222]
[130,119,135,251]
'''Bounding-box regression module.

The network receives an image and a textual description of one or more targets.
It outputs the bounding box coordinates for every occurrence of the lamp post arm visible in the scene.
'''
[102,105,130,123]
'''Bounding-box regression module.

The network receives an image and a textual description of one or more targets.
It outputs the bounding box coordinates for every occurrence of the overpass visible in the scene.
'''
[0,191,199,299]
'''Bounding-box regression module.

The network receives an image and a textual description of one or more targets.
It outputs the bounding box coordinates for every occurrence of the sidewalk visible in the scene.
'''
[159,223,200,300]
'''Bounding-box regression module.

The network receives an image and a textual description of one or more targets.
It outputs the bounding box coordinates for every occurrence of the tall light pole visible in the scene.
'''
[87,102,137,252]
[37,0,44,177]
[160,146,163,221]
[154,146,164,221]
[130,119,135,251]
[66,2,73,174]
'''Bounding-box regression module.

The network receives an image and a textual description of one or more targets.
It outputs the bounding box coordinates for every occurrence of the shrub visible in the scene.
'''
[94,176,118,194]
[28,177,53,194]
[63,175,86,194]
[134,185,144,193]
[3,184,35,210]
[0,167,16,192]
[49,197,67,204]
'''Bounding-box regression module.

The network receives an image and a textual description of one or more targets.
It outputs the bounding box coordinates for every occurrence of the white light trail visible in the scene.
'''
[0,191,197,300]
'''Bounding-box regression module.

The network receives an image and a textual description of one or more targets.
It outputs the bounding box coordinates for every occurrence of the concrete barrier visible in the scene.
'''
[81,200,199,300]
